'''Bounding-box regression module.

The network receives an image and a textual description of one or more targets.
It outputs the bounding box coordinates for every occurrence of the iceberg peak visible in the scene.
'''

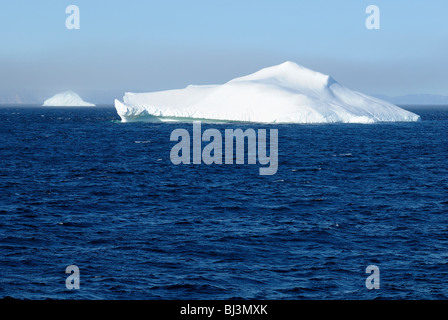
[43,91,95,107]
[230,61,336,90]
[115,61,420,124]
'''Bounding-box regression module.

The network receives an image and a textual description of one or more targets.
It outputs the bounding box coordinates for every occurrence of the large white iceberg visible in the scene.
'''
[115,61,420,123]
[43,91,95,107]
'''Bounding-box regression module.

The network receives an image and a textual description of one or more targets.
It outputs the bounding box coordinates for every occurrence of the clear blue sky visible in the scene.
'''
[0,0,447,97]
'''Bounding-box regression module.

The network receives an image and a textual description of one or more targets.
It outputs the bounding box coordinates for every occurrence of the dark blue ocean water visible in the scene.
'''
[0,106,447,300]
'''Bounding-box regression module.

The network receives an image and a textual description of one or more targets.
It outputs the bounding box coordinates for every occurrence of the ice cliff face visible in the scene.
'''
[43,91,95,107]
[115,62,420,123]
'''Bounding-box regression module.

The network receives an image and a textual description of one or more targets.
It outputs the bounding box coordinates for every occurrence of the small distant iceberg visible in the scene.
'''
[114,61,420,123]
[43,91,95,107]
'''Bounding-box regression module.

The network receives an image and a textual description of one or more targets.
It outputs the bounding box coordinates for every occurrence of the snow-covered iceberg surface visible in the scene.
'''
[43,91,95,107]
[115,61,420,123]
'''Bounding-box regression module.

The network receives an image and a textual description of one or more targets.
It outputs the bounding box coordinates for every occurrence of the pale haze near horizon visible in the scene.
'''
[0,0,447,103]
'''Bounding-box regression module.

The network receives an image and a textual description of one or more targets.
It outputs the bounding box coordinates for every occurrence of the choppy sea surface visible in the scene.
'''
[0,105,447,300]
